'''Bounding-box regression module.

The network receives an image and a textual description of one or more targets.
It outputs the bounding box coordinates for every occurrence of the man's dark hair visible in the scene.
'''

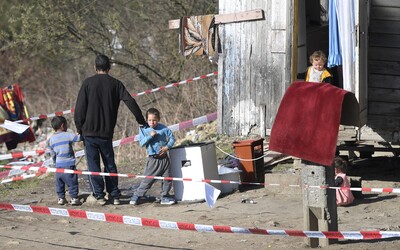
[146,108,160,120]
[95,54,111,72]
[51,116,67,131]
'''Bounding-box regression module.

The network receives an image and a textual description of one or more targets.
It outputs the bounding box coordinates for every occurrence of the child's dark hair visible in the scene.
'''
[333,156,348,173]
[95,54,111,72]
[146,108,160,120]
[51,116,67,131]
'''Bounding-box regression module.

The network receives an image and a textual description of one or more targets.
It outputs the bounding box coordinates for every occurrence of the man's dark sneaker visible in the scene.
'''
[70,197,82,206]
[129,195,140,205]
[160,196,176,205]
[96,197,107,206]
[112,197,121,205]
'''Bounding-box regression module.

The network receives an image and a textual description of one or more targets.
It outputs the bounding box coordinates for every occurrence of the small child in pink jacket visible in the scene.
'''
[333,157,355,206]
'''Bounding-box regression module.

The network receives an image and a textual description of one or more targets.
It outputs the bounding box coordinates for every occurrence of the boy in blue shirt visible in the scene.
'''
[130,108,176,205]
[48,116,81,205]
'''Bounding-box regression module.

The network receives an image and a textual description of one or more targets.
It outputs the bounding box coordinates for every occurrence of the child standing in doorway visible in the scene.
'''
[130,108,176,205]
[298,50,333,84]
[48,116,82,206]
[333,156,355,206]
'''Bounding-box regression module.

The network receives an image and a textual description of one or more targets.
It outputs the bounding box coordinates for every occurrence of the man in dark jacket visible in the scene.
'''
[74,54,146,205]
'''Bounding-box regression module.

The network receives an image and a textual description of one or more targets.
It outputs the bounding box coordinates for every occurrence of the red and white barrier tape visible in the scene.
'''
[0,149,47,161]
[15,110,73,124]
[15,72,218,123]
[0,164,260,186]
[1,164,400,194]
[0,203,399,240]
[75,112,217,158]
[132,72,218,97]
[0,161,36,180]
[0,170,10,180]
[0,112,217,162]
[0,173,43,184]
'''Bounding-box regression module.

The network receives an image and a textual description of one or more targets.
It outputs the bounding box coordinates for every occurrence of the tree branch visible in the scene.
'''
[111,59,157,88]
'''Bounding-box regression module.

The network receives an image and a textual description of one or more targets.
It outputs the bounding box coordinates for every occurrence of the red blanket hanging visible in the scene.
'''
[269,81,359,166]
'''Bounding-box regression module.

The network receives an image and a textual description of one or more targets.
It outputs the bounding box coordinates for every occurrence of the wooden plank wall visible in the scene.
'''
[366,0,400,137]
[218,0,293,136]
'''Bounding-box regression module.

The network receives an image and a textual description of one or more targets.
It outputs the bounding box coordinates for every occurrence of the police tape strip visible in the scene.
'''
[0,173,42,184]
[15,110,73,124]
[15,72,218,123]
[0,170,10,180]
[1,164,400,194]
[0,149,47,161]
[0,202,399,240]
[75,112,218,158]
[1,161,40,179]
[0,112,217,161]
[131,72,218,97]
[0,164,253,185]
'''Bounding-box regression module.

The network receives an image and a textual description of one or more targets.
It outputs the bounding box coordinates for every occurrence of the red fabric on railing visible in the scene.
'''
[269,81,357,166]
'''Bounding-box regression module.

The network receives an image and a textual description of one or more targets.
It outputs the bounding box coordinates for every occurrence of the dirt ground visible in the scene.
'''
[1,156,400,250]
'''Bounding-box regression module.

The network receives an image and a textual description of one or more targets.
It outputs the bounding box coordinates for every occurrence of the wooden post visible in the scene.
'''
[302,161,338,247]
[260,105,266,137]
[291,0,298,83]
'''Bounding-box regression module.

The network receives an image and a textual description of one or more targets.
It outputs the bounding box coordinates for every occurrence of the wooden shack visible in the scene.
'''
[366,0,400,142]
[218,0,400,145]
[217,0,293,136]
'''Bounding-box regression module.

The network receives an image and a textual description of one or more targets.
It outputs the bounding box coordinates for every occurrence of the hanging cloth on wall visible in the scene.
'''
[328,0,342,67]
[328,0,356,93]
[180,15,218,57]
[336,0,356,93]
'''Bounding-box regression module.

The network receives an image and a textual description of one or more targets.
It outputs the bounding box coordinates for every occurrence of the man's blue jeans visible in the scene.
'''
[83,136,120,199]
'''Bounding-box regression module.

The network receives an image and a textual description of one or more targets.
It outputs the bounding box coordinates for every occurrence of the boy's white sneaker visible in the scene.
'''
[58,198,67,205]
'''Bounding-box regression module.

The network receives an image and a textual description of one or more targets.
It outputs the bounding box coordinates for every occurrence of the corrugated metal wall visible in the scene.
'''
[217,0,293,136]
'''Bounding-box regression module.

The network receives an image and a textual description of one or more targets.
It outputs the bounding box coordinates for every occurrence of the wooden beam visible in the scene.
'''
[291,0,298,83]
[215,9,264,25]
[168,9,264,30]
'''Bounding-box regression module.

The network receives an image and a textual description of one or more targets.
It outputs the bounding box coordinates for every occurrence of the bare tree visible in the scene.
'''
[0,0,218,156]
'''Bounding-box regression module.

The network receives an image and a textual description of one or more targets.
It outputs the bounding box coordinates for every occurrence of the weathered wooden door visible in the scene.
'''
[217,0,293,136]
